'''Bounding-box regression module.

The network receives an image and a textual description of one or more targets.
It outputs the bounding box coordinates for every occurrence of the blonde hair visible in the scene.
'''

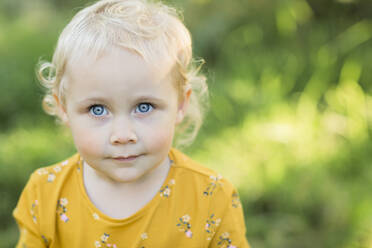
[37,0,208,147]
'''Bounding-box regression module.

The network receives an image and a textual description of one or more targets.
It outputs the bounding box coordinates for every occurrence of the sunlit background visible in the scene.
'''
[1,0,372,247]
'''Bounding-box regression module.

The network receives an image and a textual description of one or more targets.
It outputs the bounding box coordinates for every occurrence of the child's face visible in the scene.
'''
[59,47,188,183]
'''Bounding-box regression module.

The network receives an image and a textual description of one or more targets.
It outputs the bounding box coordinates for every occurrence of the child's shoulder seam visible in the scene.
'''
[171,149,237,194]
[30,153,80,183]
[171,149,223,178]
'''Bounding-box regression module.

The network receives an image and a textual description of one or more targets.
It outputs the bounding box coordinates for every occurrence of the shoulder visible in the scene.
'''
[169,148,216,177]
[13,154,81,239]
[27,153,81,190]
[169,148,237,198]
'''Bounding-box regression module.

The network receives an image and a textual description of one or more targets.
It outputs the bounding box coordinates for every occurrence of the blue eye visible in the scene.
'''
[89,105,107,116]
[136,103,153,113]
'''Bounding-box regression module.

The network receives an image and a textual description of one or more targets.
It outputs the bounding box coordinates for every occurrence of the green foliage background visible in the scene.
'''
[1,0,372,247]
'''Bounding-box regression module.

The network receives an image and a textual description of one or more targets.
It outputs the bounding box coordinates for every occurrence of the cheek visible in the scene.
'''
[141,122,175,150]
[69,122,105,156]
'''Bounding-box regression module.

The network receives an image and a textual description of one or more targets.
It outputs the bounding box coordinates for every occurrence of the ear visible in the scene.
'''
[176,85,192,124]
[53,94,69,126]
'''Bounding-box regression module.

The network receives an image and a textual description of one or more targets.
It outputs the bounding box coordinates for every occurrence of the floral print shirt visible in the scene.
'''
[13,148,250,248]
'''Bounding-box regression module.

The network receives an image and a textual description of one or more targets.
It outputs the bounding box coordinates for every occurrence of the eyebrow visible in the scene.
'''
[76,95,166,105]
[76,97,110,106]
[135,95,166,103]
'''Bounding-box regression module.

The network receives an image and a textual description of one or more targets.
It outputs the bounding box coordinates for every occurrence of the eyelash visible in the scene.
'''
[86,102,156,118]
[135,102,155,114]
[88,104,108,119]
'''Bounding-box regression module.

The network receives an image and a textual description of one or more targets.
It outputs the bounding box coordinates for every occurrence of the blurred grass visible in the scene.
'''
[1,0,372,247]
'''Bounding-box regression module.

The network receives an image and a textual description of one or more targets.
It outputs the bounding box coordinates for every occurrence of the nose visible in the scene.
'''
[109,117,137,145]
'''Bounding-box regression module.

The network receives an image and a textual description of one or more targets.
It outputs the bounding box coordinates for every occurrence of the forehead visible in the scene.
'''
[64,47,177,99]
[67,47,173,83]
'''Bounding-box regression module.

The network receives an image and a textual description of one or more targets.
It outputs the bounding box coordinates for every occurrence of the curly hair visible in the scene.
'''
[37,0,209,147]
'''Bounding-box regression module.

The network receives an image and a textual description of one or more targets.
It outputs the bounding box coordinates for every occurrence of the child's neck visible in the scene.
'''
[82,157,171,219]
[85,157,170,188]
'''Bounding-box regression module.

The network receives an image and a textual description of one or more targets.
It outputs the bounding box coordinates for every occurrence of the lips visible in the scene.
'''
[112,155,140,162]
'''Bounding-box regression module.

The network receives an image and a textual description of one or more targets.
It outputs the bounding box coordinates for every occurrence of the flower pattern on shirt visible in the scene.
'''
[38,160,69,182]
[57,198,69,222]
[94,233,117,248]
[61,160,69,166]
[177,214,193,238]
[159,178,175,197]
[36,168,48,175]
[141,232,148,240]
[138,232,148,248]
[217,232,237,248]
[30,200,38,224]
[159,185,171,197]
[232,193,242,208]
[205,214,221,240]
[204,174,223,196]
[48,173,56,182]
[41,235,49,246]
[15,151,249,247]
[93,212,100,220]
[54,165,62,173]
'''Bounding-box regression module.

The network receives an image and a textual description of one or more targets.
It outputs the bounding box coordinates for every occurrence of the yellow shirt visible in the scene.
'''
[13,148,250,248]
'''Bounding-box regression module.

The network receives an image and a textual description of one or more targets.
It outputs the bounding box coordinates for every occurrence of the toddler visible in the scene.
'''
[13,0,249,247]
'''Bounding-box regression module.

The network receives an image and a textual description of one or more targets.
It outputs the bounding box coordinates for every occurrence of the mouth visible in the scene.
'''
[111,155,141,162]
